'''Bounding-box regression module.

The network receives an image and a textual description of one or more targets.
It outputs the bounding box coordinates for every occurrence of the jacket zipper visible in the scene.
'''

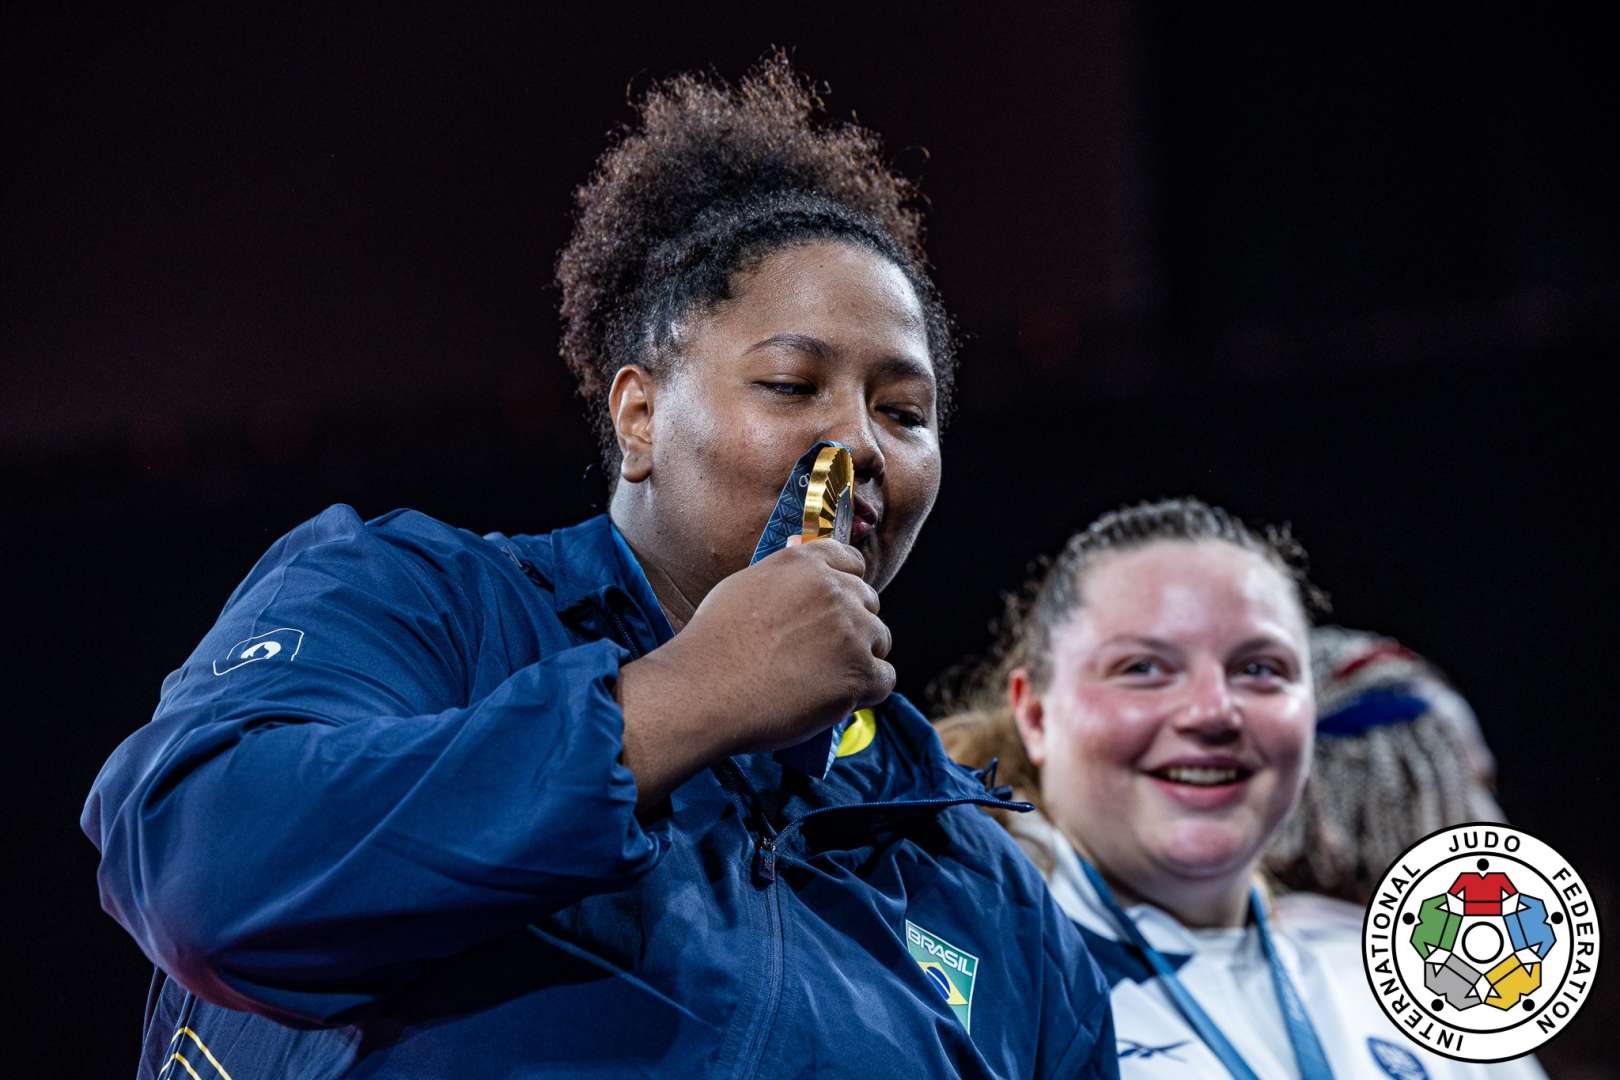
[710,760,1024,1077]
[604,604,644,660]
[744,860,786,1080]
[521,553,798,1075]
[711,759,779,884]
[708,758,785,1077]
[611,597,784,1077]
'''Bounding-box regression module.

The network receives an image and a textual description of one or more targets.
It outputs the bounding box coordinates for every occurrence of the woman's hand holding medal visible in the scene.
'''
[617,536,893,809]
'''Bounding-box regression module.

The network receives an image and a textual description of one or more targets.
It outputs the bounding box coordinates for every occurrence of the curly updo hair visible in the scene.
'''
[555,52,957,472]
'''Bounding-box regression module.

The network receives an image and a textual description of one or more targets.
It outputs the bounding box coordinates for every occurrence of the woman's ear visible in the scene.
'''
[1008,667,1048,766]
[607,365,656,484]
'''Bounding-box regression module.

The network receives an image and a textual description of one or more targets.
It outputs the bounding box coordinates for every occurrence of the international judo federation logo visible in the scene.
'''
[1362,824,1601,1062]
[905,921,978,1033]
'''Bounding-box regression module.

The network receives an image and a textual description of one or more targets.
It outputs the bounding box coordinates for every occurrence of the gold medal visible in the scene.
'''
[800,445,854,544]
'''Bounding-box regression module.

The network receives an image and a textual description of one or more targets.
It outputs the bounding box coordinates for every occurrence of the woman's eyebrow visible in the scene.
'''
[1228,635,1300,661]
[874,355,936,385]
[743,332,833,359]
[1098,635,1177,652]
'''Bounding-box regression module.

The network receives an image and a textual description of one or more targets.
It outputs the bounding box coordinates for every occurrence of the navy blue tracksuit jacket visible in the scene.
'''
[84,506,1116,1078]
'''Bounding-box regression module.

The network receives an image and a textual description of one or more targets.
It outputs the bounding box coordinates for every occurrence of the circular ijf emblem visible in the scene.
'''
[1361,823,1601,1062]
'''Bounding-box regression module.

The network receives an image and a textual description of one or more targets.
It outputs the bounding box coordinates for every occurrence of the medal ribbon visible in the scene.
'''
[1079,860,1334,1080]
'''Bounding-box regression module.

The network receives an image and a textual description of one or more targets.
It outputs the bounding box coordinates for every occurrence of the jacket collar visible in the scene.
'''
[877,693,1019,803]
[528,514,673,651]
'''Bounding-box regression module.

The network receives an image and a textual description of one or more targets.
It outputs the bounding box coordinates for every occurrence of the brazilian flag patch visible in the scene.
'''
[906,920,979,1033]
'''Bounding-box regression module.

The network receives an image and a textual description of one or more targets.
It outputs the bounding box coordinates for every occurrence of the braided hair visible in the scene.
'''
[1264,626,1503,904]
[555,52,957,474]
[934,496,1327,870]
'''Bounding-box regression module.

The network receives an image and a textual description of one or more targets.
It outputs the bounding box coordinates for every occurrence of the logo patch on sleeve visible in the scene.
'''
[213,627,304,675]
[906,920,979,1033]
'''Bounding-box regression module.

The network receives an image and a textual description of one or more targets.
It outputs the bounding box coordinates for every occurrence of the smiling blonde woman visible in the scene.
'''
[937,497,1545,1079]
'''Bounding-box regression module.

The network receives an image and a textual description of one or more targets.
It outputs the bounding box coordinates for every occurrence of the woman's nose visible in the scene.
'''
[1175,663,1241,738]
[824,399,885,481]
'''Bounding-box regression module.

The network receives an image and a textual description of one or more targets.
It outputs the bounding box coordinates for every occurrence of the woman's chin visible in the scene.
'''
[1153,821,1259,883]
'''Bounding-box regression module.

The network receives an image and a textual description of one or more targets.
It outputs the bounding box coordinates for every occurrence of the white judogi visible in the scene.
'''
[1013,814,1546,1079]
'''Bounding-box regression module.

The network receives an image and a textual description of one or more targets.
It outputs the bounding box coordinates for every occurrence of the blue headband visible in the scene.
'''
[1316,687,1429,737]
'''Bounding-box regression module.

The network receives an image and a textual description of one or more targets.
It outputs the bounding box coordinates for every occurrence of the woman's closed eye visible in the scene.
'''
[879,405,927,428]
[757,380,815,397]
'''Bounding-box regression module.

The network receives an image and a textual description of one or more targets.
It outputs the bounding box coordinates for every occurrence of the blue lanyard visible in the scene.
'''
[1251,885,1335,1080]
[1079,861,1334,1080]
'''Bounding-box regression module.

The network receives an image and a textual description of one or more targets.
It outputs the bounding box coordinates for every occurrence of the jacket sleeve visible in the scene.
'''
[1038,873,1121,1080]
[81,506,671,1027]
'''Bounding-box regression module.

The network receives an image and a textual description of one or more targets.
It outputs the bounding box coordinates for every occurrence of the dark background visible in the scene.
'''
[6,3,1615,1073]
